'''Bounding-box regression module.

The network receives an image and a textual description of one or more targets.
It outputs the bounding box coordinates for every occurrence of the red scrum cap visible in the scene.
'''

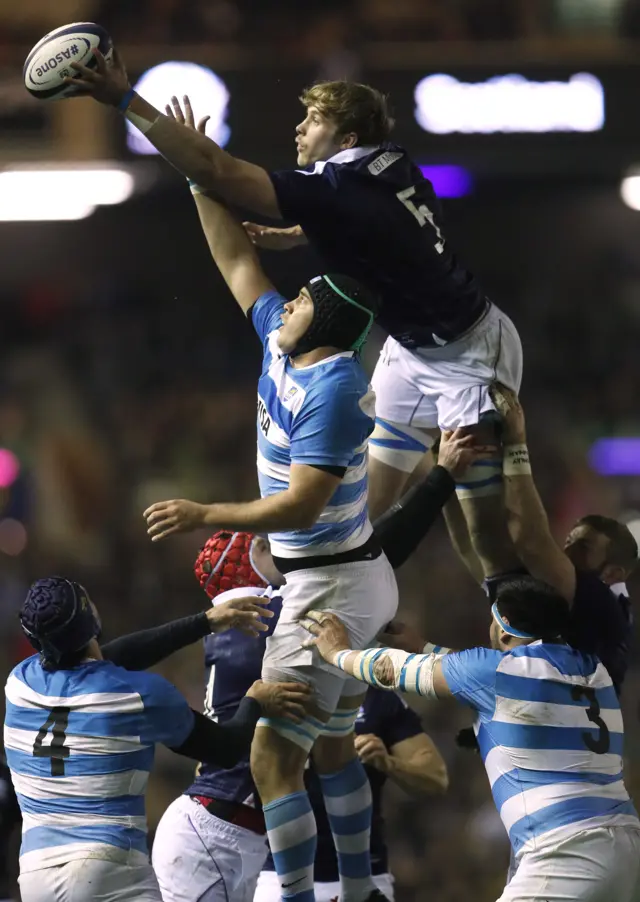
[194,531,269,600]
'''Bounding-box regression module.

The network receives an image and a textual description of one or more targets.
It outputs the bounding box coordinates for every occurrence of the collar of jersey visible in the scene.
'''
[287,349,355,369]
[326,145,380,166]
[299,145,381,176]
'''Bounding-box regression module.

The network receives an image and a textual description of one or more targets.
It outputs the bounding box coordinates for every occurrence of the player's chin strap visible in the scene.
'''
[332,647,441,699]
[248,537,270,586]
[321,275,374,352]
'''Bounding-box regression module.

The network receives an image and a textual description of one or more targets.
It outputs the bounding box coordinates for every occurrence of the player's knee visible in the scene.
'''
[312,701,362,774]
[250,717,322,796]
[313,732,357,775]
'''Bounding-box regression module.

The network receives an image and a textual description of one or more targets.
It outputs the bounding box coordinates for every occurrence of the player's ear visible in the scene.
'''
[340,132,358,150]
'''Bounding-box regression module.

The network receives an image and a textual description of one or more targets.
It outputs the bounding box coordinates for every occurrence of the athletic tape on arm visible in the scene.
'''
[334,648,438,698]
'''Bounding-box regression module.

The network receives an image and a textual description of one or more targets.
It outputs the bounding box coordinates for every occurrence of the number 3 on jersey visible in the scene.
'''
[396,187,445,255]
[571,686,610,755]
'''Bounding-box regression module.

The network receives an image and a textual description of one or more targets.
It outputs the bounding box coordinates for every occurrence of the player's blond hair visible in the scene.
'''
[299,81,394,146]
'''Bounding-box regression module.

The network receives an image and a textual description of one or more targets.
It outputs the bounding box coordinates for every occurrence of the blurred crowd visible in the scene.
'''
[3,0,640,54]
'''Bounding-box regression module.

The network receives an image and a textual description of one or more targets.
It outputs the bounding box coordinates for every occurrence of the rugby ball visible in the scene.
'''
[23,22,113,100]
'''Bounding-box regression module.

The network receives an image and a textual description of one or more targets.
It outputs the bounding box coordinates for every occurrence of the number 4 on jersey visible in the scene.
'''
[396,187,445,255]
[33,706,70,776]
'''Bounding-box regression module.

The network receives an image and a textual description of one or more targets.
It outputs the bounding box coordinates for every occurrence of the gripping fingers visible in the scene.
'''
[182,95,195,127]
[197,115,210,134]
[170,96,186,124]
[281,702,306,723]
[299,616,320,636]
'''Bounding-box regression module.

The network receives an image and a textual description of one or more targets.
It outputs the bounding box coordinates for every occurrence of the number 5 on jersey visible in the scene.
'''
[396,187,445,255]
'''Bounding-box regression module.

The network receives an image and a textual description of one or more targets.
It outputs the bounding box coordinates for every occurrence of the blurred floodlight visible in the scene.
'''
[128,62,230,155]
[620,175,640,211]
[0,449,20,489]
[0,519,27,556]
[0,166,135,221]
[415,73,605,134]
[588,437,640,475]
[419,165,473,198]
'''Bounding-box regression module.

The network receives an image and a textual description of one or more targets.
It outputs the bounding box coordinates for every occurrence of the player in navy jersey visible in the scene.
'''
[69,58,523,585]
[441,385,636,694]
[303,580,640,902]
[151,532,447,902]
[5,577,309,902]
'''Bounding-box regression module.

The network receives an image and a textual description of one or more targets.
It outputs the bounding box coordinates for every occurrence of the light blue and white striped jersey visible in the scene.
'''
[252,290,376,558]
[441,642,638,858]
[4,656,194,872]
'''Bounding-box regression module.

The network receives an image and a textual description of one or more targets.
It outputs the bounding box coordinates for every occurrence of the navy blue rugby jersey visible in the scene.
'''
[567,574,632,695]
[263,688,424,881]
[270,144,488,348]
[187,586,283,804]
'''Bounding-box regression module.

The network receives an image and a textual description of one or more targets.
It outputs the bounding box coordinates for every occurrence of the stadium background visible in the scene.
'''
[1,1,640,900]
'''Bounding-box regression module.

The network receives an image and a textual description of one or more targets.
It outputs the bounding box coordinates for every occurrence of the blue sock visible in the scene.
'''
[263,791,317,902]
[319,758,376,902]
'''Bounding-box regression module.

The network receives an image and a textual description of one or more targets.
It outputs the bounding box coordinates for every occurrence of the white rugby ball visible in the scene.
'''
[23,22,113,101]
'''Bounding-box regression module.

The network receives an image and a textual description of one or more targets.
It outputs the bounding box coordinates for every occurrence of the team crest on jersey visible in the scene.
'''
[284,386,298,402]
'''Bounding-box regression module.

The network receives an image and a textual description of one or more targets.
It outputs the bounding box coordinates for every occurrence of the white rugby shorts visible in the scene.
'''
[152,795,268,902]
[254,868,395,902]
[261,552,398,714]
[370,303,523,468]
[19,858,162,902]
[498,825,640,902]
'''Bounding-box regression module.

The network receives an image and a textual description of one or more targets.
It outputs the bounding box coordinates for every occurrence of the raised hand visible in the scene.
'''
[243,222,307,250]
[165,94,210,134]
[206,595,274,637]
[489,383,526,444]
[65,48,130,106]
[143,499,208,542]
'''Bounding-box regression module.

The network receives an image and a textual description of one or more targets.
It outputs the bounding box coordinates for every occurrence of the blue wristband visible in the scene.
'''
[118,87,136,113]
[334,650,350,671]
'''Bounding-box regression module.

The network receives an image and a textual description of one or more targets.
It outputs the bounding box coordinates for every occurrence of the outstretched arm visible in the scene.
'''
[101,596,275,670]
[144,463,343,541]
[373,430,488,570]
[491,385,576,604]
[67,53,281,218]
[301,612,452,699]
[442,495,485,585]
[154,98,275,313]
[192,189,274,314]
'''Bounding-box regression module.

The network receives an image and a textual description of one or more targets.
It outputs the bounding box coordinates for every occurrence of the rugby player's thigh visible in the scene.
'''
[411,303,523,429]
[261,554,398,711]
